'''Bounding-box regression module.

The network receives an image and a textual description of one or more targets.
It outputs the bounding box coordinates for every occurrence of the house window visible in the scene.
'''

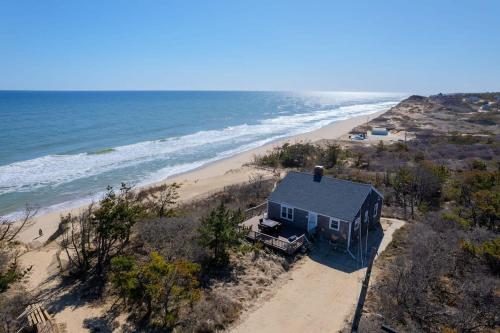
[364,210,369,224]
[354,217,360,230]
[329,218,340,231]
[373,202,378,217]
[281,205,293,221]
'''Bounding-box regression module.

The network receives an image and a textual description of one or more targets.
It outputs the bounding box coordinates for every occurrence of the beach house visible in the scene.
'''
[243,167,383,256]
[371,127,389,136]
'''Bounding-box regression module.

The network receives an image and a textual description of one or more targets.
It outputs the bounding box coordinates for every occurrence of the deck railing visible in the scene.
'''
[244,227,305,254]
[244,202,267,220]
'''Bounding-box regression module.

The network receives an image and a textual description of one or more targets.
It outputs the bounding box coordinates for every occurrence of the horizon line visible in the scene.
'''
[0,89,410,95]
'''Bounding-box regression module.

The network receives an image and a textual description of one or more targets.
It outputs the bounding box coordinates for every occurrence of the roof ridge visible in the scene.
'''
[288,171,373,188]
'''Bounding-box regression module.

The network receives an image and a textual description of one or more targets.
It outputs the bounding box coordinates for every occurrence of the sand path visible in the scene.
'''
[230,218,405,333]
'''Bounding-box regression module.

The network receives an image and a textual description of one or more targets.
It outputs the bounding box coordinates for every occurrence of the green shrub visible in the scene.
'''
[442,211,471,229]
[467,112,500,126]
[278,142,317,168]
[447,132,481,145]
[320,143,342,168]
[198,202,245,265]
[111,252,201,327]
[471,159,487,170]
[460,238,500,275]
[255,142,348,170]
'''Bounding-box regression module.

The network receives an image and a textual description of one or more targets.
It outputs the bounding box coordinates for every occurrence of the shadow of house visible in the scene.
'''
[308,221,385,274]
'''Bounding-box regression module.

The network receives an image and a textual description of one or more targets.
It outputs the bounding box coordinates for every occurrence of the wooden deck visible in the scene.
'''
[241,216,306,254]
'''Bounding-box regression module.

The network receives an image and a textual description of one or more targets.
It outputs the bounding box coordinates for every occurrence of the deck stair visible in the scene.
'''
[17,303,59,333]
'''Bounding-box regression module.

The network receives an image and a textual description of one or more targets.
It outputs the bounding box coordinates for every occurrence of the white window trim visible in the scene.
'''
[280,204,294,221]
[329,217,340,231]
[373,202,378,217]
[354,217,360,230]
[364,210,369,224]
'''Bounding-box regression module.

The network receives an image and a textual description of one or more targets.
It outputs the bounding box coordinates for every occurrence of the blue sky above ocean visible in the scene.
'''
[0,1,499,93]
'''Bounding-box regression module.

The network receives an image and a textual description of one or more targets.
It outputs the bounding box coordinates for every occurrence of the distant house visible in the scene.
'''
[371,127,389,136]
[266,168,383,257]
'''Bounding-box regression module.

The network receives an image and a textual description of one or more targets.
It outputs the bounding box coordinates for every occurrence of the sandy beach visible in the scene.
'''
[16,110,386,247]
[13,109,388,332]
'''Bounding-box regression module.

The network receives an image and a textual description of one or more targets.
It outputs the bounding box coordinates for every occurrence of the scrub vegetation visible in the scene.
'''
[45,177,281,332]
[256,93,499,332]
[1,93,498,332]
[0,206,37,332]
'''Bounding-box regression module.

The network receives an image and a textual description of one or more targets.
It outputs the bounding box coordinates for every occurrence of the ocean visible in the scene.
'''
[0,91,405,217]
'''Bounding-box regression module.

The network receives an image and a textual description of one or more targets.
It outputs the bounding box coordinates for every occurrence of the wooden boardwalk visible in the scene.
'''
[17,303,59,333]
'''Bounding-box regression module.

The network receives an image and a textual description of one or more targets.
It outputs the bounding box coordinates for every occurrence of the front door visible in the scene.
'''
[308,212,317,232]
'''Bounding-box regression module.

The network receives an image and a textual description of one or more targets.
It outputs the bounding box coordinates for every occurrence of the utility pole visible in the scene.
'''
[351,247,378,333]
[381,324,399,333]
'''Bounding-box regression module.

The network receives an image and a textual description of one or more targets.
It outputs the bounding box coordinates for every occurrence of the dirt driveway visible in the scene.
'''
[230,218,405,333]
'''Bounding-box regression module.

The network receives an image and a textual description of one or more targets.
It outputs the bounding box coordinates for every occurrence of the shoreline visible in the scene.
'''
[16,109,388,245]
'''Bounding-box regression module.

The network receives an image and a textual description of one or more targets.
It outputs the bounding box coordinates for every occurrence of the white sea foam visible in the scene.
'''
[0,100,397,200]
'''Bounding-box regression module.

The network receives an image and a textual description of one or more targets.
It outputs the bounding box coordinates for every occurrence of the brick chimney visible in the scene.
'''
[313,165,324,182]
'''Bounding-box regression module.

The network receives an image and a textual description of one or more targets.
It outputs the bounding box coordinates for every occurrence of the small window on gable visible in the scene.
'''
[364,210,369,223]
[281,205,293,221]
[373,202,378,217]
[329,218,340,231]
[354,217,360,230]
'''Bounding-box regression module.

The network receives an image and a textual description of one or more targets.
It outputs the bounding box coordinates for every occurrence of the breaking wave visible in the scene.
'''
[0,100,397,197]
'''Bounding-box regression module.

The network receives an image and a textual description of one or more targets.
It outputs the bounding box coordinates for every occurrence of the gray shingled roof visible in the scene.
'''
[268,171,375,221]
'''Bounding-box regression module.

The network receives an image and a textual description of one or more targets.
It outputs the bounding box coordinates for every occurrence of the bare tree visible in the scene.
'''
[0,205,38,243]
[0,206,37,292]
[248,173,266,199]
[58,204,94,276]
[0,207,37,332]
[58,184,144,291]
[0,287,32,333]
[140,183,180,217]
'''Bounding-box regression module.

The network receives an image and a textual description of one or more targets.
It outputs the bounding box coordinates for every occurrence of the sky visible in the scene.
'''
[0,0,499,94]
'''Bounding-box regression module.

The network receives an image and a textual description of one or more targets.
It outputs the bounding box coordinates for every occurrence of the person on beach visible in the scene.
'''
[39,228,43,237]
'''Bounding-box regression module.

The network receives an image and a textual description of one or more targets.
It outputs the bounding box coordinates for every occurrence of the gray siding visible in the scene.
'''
[292,208,308,230]
[363,189,383,227]
[269,188,382,244]
[349,189,383,244]
[268,201,281,221]
[316,214,349,245]
[267,201,308,230]
[370,190,383,225]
